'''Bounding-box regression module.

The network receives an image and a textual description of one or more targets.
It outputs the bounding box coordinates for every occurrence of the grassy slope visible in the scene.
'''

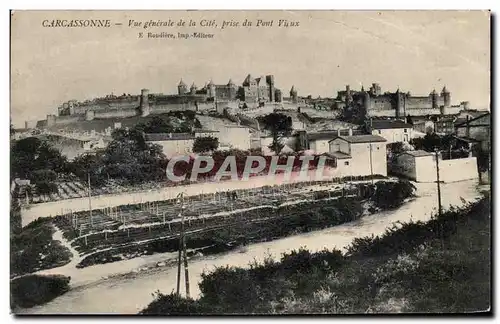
[141,193,491,314]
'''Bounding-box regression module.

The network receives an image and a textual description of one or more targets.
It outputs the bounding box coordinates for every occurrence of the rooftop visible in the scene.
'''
[144,133,194,141]
[323,151,352,159]
[307,131,341,141]
[455,112,490,128]
[330,134,387,144]
[401,150,434,157]
[369,119,412,130]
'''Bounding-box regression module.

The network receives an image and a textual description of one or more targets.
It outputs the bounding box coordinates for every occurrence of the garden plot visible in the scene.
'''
[52,180,361,257]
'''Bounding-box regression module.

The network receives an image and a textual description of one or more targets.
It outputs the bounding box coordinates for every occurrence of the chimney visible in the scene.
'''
[348,128,353,136]
[337,129,341,137]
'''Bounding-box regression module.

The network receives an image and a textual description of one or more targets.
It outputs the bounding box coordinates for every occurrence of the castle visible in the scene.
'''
[334,83,469,118]
[29,74,295,129]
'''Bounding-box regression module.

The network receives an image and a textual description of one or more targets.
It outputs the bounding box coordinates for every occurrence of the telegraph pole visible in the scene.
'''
[176,192,190,298]
[369,143,374,185]
[88,172,93,228]
[434,150,442,217]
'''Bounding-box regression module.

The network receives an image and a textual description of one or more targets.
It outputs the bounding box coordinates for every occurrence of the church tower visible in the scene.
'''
[190,83,197,95]
[290,85,298,104]
[178,79,188,95]
[430,89,439,109]
[441,86,451,107]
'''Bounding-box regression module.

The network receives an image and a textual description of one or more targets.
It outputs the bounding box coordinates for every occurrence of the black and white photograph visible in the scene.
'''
[8,9,491,315]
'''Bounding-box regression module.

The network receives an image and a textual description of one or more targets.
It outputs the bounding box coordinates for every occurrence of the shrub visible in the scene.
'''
[10,274,70,309]
[140,292,207,315]
[31,169,57,183]
[371,180,416,209]
[35,181,59,195]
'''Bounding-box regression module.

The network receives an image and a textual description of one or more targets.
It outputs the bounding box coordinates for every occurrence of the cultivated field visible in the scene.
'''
[51,178,384,260]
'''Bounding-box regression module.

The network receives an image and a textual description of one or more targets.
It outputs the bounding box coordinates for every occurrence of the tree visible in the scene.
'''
[143,116,174,134]
[99,128,167,184]
[338,101,365,124]
[69,153,105,187]
[257,113,293,155]
[11,137,67,179]
[193,136,219,154]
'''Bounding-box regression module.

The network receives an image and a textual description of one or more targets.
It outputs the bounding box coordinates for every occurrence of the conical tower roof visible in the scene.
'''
[243,74,252,86]
[178,79,187,87]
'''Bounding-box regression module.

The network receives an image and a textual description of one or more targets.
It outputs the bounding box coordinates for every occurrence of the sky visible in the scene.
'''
[10,10,490,127]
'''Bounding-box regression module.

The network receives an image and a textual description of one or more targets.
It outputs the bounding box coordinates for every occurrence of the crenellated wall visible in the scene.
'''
[405,96,433,109]
[94,109,137,119]
[369,98,393,110]
[51,115,82,125]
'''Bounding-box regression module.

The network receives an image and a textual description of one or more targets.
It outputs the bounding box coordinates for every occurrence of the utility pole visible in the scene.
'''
[88,172,93,228]
[176,192,190,298]
[369,143,374,185]
[434,149,442,217]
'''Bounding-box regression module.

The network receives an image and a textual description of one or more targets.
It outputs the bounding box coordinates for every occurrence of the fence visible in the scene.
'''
[52,178,382,257]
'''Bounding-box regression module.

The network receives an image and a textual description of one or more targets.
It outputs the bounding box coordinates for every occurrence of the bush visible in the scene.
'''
[11,219,72,277]
[35,181,59,195]
[192,136,219,154]
[140,292,206,315]
[10,274,70,309]
[31,169,57,183]
[371,180,416,210]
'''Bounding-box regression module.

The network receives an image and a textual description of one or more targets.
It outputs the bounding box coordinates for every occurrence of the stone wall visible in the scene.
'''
[406,97,433,109]
[52,115,82,125]
[94,109,137,119]
[393,155,478,183]
[369,98,393,111]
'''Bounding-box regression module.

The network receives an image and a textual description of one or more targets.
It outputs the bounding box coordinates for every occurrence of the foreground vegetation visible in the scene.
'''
[141,193,490,314]
[11,274,71,310]
[10,213,72,278]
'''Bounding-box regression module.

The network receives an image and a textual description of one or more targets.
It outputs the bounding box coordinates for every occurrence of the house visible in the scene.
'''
[391,150,478,183]
[455,112,490,152]
[145,129,220,158]
[297,128,364,154]
[216,125,251,151]
[412,119,434,134]
[328,134,388,177]
[433,116,456,134]
[365,119,413,144]
[306,131,344,154]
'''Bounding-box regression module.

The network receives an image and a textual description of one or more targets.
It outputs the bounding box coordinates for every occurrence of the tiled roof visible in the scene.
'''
[401,150,434,157]
[455,112,490,127]
[330,135,387,144]
[323,151,352,159]
[145,133,194,141]
[307,132,340,141]
[369,119,412,129]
